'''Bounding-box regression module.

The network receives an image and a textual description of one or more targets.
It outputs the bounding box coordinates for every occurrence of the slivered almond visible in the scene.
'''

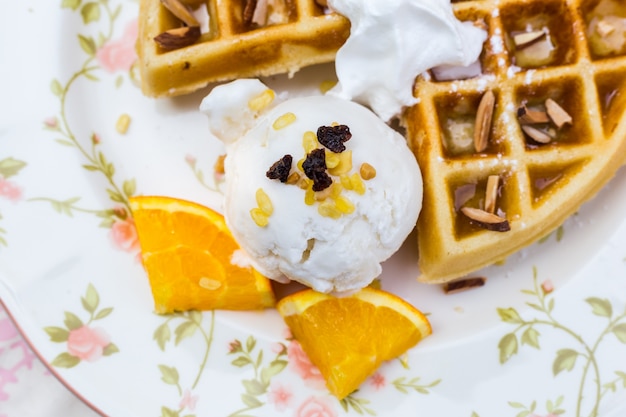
[596,19,616,37]
[517,105,550,124]
[461,207,510,232]
[443,277,487,294]
[251,0,269,26]
[513,30,547,49]
[154,26,201,51]
[474,90,495,153]
[521,125,553,144]
[160,0,199,27]
[484,175,500,214]
[545,98,573,128]
[243,0,257,25]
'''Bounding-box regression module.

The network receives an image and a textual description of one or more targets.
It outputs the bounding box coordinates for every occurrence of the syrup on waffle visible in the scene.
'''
[405,0,626,283]
[136,0,350,97]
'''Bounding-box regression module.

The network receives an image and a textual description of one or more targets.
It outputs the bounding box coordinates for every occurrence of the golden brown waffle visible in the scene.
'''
[136,0,350,97]
[404,0,626,283]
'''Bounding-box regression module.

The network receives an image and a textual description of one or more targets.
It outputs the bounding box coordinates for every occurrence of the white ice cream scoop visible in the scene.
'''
[201,80,422,294]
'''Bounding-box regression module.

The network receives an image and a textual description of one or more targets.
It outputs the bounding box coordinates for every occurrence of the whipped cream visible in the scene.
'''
[327,0,487,121]
[201,80,422,294]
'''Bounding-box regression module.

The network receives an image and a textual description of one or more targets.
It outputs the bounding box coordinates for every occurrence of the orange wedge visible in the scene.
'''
[277,287,431,399]
[129,196,275,313]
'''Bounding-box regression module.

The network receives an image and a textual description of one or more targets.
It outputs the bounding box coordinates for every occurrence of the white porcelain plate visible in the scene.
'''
[2,1,626,416]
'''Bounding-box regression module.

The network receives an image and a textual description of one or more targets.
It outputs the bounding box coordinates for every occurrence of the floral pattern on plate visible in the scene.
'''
[1,0,626,416]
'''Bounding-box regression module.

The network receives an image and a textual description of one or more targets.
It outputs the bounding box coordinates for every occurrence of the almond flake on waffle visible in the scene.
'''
[405,0,626,283]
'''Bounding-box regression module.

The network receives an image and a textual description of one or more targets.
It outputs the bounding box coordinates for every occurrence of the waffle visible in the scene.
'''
[404,0,626,283]
[136,0,350,97]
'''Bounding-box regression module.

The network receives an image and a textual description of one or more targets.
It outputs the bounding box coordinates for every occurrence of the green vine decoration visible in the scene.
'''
[227,336,288,416]
[497,267,626,417]
[0,157,27,246]
[153,310,216,417]
[340,394,376,416]
[39,0,137,223]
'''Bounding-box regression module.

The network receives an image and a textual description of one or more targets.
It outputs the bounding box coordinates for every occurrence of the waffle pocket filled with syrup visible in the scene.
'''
[405,0,626,283]
[136,0,350,97]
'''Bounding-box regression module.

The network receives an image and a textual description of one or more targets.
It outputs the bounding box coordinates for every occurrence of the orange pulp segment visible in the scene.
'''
[129,196,275,313]
[277,287,431,399]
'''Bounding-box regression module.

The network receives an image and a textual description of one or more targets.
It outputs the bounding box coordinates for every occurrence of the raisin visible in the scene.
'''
[302,148,332,191]
[266,154,293,183]
[317,125,352,153]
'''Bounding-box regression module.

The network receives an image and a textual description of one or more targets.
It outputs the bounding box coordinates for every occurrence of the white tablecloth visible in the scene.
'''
[0,304,100,417]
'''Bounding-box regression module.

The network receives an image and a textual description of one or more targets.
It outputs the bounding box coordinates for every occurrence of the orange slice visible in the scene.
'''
[129,196,275,313]
[277,287,431,399]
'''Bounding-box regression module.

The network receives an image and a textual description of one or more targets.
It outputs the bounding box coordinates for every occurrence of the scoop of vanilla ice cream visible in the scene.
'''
[327,0,487,121]
[201,80,422,294]
[199,79,275,145]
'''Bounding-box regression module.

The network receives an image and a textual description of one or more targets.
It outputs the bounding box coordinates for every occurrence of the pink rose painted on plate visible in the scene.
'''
[97,19,138,73]
[44,284,119,368]
[0,178,22,202]
[268,381,294,411]
[296,396,338,417]
[179,389,198,411]
[110,217,140,252]
[369,371,386,390]
[67,325,111,362]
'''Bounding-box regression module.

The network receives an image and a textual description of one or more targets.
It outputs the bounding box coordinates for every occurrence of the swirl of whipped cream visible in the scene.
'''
[327,0,487,121]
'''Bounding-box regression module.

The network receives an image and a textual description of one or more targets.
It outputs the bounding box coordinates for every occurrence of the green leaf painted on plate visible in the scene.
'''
[154,322,171,351]
[78,34,97,56]
[64,311,83,330]
[255,349,263,368]
[84,71,100,82]
[107,188,124,203]
[521,327,540,349]
[94,307,113,320]
[0,158,26,179]
[187,310,202,324]
[160,406,179,417]
[246,335,256,352]
[115,75,124,88]
[241,393,263,408]
[470,413,480,417]
[231,356,252,367]
[586,297,612,318]
[612,323,626,343]
[103,343,119,356]
[61,0,81,10]
[174,321,197,345]
[498,333,518,364]
[556,225,564,241]
[44,326,70,342]
[123,179,136,198]
[51,352,81,368]
[56,139,75,147]
[242,379,265,396]
[99,218,115,228]
[260,359,287,385]
[497,307,523,324]
[82,283,100,313]
[553,348,578,376]
[80,2,100,24]
[158,364,180,385]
